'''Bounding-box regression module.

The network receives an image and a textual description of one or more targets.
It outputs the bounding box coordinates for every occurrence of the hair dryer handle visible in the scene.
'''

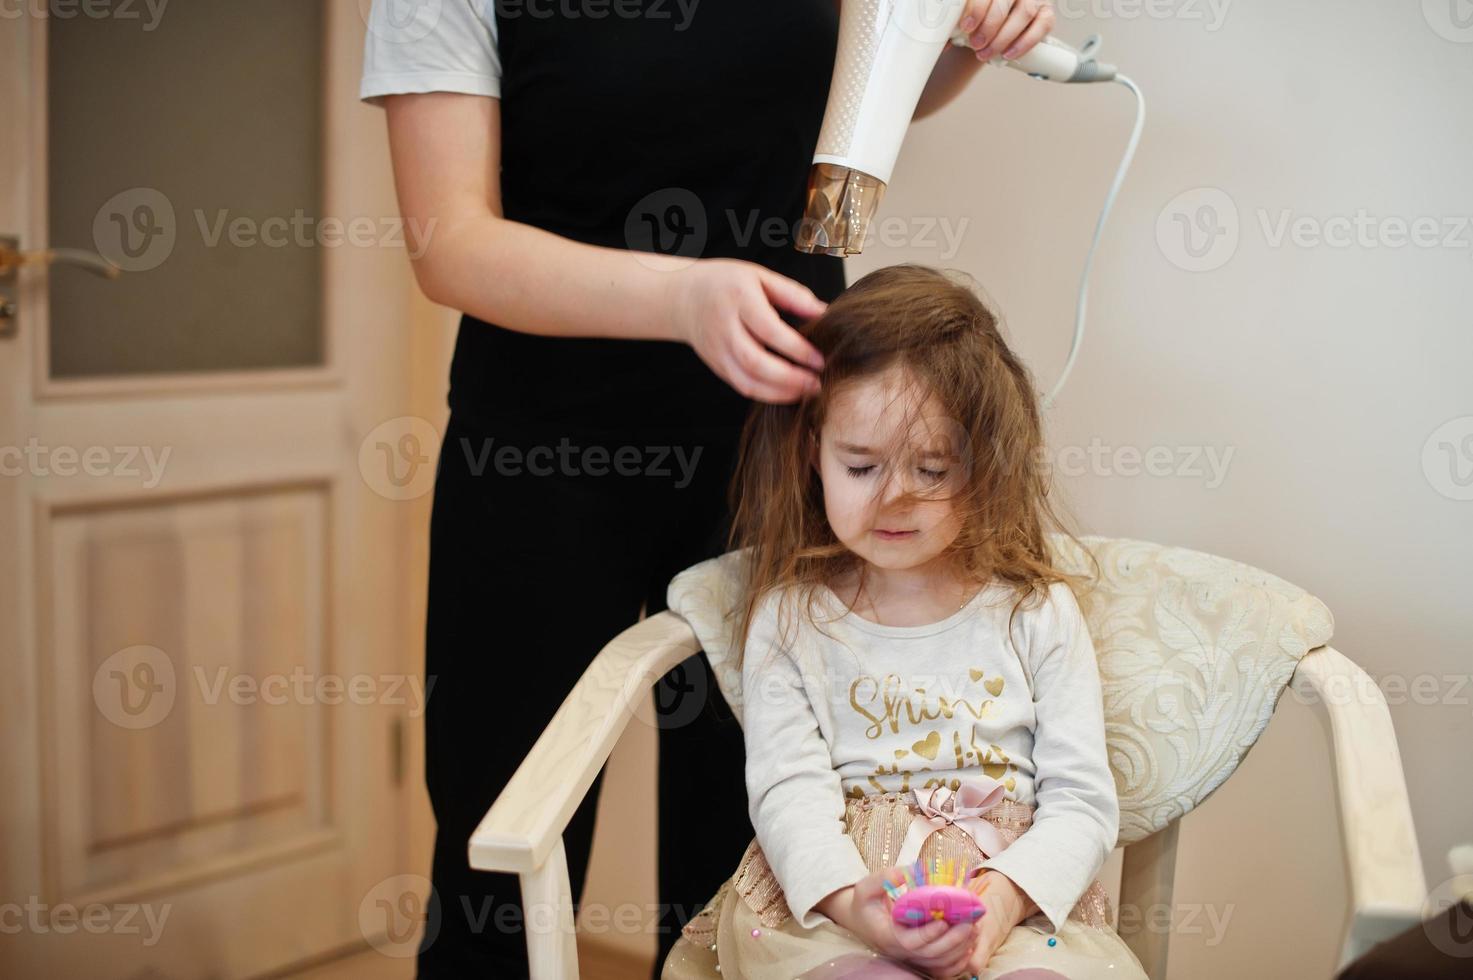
[951,31,1117,82]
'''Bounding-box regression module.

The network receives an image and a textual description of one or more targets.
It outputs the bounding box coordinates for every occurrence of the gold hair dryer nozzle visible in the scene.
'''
[793,163,886,256]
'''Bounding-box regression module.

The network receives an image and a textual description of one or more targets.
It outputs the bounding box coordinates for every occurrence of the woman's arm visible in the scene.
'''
[384,92,683,341]
[382,92,827,402]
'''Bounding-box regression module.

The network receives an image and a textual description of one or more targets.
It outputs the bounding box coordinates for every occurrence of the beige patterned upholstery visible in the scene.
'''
[665,534,1334,847]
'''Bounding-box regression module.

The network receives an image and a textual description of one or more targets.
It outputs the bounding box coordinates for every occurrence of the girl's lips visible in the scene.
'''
[873,529,917,540]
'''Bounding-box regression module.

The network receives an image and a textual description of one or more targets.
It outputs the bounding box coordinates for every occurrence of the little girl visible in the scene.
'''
[667,266,1149,980]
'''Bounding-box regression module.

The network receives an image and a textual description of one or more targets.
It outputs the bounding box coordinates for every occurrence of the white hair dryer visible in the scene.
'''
[794,0,1146,407]
[796,0,1119,256]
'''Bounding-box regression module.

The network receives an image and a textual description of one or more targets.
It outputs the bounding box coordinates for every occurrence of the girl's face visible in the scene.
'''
[813,365,967,572]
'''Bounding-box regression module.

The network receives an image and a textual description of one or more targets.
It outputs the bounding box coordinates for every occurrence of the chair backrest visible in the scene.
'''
[666,535,1334,846]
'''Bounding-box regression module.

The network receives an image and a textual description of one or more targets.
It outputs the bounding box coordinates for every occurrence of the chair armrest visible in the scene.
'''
[469,610,701,875]
[1290,645,1428,963]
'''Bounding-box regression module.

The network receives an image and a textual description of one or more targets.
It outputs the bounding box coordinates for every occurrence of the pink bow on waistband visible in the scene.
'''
[894,775,1009,868]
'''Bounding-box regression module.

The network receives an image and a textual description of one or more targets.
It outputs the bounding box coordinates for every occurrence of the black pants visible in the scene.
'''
[417,413,754,979]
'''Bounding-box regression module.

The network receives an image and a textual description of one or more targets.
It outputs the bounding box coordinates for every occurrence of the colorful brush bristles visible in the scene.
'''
[887,856,990,897]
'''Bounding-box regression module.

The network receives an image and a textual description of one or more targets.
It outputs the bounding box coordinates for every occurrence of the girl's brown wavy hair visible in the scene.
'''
[723,263,1098,664]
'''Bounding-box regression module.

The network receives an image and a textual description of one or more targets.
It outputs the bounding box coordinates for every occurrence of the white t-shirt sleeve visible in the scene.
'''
[359,0,501,106]
[742,591,871,930]
[981,581,1120,934]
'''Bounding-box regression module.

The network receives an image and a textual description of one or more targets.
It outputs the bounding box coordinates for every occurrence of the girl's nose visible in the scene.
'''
[878,463,920,505]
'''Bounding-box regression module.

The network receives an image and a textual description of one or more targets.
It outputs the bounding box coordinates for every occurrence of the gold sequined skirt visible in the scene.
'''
[665,791,1139,980]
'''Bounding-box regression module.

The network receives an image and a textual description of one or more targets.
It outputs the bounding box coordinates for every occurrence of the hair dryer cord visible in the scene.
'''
[1041,72,1146,411]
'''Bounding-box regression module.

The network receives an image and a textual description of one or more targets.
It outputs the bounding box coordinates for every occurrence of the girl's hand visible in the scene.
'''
[665,259,827,405]
[964,870,1035,975]
[819,868,980,978]
[957,0,1057,64]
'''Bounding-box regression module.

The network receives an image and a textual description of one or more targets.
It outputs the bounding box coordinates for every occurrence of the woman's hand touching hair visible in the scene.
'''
[665,259,828,405]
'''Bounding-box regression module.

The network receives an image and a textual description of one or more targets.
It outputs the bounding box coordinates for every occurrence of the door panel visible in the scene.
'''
[46,488,330,897]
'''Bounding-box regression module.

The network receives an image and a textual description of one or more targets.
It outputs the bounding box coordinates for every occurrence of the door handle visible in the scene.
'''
[0,234,122,339]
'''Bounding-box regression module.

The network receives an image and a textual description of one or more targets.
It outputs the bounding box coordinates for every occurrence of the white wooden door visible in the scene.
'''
[0,2,428,976]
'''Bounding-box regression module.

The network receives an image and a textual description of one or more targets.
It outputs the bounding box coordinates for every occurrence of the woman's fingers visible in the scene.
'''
[1000,6,1054,61]
[982,0,1035,60]
[964,0,1054,61]
[957,0,985,34]
[724,278,826,403]
[754,269,827,368]
[726,314,821,403]
[966,0,1012,52]
[743,291,828,378]
[981,0,1042,60]
[757,266,828,322]
[671,259,827,404]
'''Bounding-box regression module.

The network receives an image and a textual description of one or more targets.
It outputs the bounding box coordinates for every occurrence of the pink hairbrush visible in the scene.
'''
[884,857,989,927]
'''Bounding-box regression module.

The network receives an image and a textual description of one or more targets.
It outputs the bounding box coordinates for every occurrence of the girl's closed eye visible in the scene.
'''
[844,463,949,482]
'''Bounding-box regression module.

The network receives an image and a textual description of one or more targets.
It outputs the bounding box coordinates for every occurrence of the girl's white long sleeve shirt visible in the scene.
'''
[741,579,1119,934]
